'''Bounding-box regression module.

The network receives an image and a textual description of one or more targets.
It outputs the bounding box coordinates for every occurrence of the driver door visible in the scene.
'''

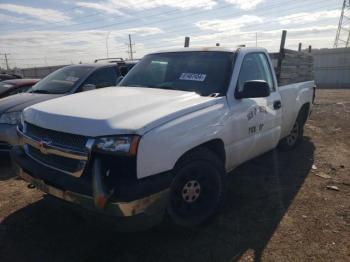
[253,53,282,153]
[226,53,282,168]
[226,53,268,167]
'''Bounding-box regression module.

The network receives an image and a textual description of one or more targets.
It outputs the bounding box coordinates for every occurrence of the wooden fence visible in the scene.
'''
[269,49,314,86]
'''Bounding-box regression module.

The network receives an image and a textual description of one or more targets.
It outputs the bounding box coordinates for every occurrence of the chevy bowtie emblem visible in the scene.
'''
[38,139,52,154]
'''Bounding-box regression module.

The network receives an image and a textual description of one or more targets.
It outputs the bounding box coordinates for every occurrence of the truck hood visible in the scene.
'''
[0,92,63,114]
[24,86,220,137]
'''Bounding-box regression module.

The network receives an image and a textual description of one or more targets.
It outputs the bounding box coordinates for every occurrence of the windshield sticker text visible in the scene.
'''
[179,73,206,82]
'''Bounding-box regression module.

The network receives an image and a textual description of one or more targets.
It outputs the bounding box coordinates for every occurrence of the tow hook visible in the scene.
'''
[92,158,113,209]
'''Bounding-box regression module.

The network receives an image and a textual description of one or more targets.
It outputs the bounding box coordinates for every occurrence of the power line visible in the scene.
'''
[130,2,338,49]
[0,1,339,64]
[2,2,337,55]
[2,10,336,65]
[0,0,190,33]
[0,0,335,49]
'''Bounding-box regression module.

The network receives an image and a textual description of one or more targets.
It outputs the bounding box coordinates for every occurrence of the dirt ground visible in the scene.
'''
[0,89,349,262]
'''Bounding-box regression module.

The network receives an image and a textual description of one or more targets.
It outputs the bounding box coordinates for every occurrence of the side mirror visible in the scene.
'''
[235,80,270,99]
[81,84,96,92]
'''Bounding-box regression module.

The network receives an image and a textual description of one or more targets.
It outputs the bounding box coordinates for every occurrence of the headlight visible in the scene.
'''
[0,111,22,125]
[94,135,140,156]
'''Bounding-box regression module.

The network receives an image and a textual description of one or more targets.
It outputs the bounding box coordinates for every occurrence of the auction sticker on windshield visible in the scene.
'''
[179,73,206,82]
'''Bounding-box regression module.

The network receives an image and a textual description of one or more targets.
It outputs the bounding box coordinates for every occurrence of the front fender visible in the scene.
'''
[136,102,227,179]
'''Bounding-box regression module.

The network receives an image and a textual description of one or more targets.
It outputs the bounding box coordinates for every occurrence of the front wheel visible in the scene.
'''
[167,148,225,227]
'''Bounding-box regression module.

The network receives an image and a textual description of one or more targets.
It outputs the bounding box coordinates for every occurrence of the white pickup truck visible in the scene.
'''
[12,47,315,228]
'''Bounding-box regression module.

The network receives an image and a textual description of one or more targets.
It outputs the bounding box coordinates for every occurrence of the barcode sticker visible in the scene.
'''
[179,73,206,82]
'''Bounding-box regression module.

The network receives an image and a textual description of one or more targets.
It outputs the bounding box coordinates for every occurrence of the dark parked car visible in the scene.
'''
[0,73,21,81]
[0,62,137,152]
[0,79,40,99]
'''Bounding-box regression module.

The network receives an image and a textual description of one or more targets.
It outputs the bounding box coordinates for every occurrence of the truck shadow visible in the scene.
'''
[0,138,315,262]
[0,153,15,181]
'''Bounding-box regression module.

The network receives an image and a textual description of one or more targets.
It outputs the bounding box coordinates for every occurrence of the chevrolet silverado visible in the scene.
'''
[11,47,315,228]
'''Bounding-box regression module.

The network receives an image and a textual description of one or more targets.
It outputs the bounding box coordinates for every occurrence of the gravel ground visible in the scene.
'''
[0,89,349,262]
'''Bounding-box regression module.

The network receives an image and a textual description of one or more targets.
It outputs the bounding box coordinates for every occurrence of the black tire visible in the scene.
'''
[167,147,225,227]
[278,113,304,151]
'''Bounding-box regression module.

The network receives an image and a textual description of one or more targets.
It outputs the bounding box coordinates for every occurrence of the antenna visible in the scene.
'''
[334,0,350,48]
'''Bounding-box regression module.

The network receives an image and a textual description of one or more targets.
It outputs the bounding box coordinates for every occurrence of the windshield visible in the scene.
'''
[119,51,234,96]
[29,66,93,94]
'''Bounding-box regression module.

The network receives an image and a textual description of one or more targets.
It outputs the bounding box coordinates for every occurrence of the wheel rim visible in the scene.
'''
[286,121,299,146]
[182,180,201,203]
[169,162,221,221]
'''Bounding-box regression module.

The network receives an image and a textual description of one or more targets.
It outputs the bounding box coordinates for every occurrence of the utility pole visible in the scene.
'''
[298,43,302,52]
[106,31,111,58]
[4,53,9,70]
[276,30,287,83]
[127,34,135,60]
[334,0,350,48]
[1,53,10,70]
[184,36,190,47]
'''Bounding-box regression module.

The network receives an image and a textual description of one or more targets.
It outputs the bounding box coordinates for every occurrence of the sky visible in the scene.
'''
[0,0,345,68]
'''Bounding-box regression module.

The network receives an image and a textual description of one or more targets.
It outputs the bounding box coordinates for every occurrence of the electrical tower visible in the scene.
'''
[334,0,350,48]
[126,34,136,60]
[0,53,10,70]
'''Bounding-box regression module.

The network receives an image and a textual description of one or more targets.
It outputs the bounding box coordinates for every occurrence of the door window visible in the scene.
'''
[83,67,118,89]
[237,53,275,92]
[258,53,275,91]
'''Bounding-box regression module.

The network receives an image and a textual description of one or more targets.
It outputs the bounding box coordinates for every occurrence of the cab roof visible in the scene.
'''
[149,46,268,55]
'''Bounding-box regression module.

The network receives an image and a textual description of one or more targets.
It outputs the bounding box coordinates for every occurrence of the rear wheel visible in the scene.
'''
[278,114,304,151]
[167,148,225,227]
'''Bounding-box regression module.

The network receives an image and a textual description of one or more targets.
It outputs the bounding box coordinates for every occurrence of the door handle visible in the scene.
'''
[273,100,282,110]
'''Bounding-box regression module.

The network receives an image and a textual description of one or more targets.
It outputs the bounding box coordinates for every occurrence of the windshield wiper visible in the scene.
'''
[30,90,51,94]
[148,84,176,90]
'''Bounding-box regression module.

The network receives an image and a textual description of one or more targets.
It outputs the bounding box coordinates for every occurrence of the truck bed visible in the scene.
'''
[279,80,315,138]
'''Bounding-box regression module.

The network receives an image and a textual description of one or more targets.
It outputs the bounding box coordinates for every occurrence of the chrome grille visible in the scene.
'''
[26,145,84,174]
[25,122,88,152]
[20,123,92,177]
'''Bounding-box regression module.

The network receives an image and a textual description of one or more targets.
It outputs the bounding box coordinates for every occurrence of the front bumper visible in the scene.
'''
[18,169,169,218]
[11,146,171,226]
[0,124,18,152]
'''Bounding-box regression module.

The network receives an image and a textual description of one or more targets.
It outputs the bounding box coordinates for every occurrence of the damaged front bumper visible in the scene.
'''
[11,145,171,228]
[18,169,169,218]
